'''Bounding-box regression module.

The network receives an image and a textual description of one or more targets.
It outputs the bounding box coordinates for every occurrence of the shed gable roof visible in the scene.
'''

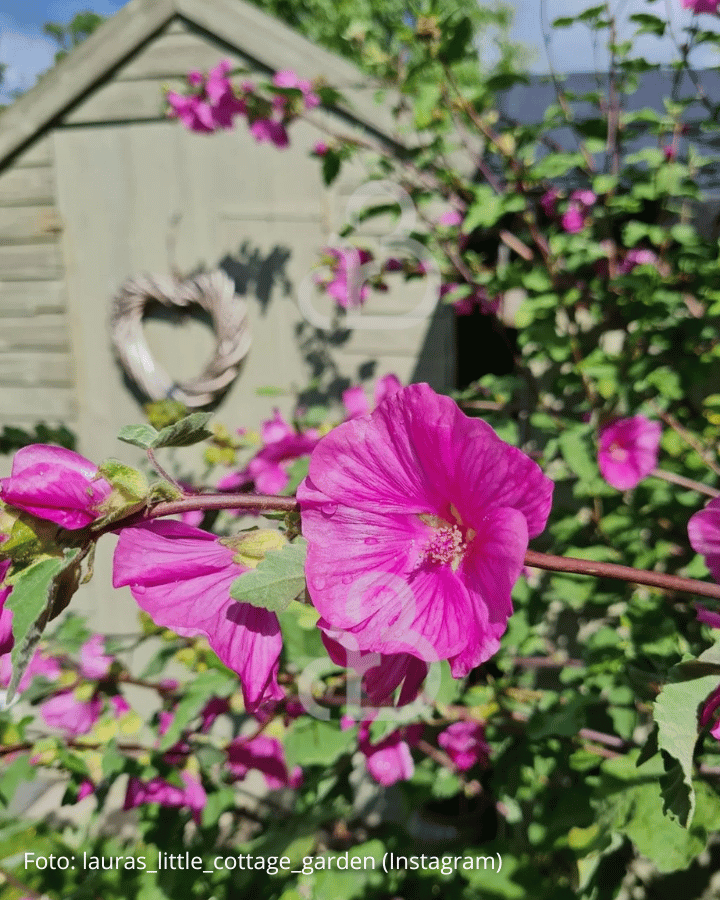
[0,0,398,172]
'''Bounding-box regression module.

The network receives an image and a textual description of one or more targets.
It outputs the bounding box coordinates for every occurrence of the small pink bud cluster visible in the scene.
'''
[167,61,321,148]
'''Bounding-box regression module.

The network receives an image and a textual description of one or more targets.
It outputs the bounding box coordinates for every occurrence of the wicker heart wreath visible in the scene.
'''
[110,271,251,408]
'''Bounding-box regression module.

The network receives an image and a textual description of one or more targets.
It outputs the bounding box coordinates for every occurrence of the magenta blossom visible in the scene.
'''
[226,734,302,789]
[618,248,659,274]
[342,374,404,421]
[249,118,289,148]
[0,648,60,694]
[682,0,720,13]
[0,445,111,530]
[312,141,329,156]
[124,772,206,824]
[437,720,489,771]
[112,521,283,712]
[319,247,374,309]
[540,188,560,217]
[40,691,102,737]
[597,416,661,490]
[298,384,553,677]
[79,634,113,680]
[272,69,320,108]
[689,497,720,582]
[358,720,423,786]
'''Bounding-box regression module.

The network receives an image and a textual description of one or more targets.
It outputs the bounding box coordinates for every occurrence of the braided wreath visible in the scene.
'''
[110,271,251,408]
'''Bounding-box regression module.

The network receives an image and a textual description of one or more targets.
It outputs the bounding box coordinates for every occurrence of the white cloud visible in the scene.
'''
[0,20,57,104]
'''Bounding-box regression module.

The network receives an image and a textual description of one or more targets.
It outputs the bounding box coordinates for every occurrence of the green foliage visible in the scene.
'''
[230,538,308,611]
[118,413,213,450]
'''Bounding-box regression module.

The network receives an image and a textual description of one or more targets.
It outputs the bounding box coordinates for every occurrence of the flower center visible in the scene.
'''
[418,513,470,571]
[609,441,628,463]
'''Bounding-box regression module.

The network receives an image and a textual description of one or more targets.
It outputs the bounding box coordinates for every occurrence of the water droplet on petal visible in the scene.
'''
[321,502,338,516]
[133,585,146,595]
[313,576,326,590]
[341,575,353,585]
[364,537,379,546]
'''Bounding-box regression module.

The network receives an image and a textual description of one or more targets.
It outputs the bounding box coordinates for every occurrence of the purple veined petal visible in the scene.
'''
[112,521,283,711]
[0,444,111,529]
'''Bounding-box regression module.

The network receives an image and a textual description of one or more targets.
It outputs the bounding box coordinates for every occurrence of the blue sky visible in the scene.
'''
[0,0,718,103]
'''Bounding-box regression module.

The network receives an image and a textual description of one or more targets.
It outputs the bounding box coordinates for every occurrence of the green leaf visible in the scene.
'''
[653,638,720,826]
[117,423,159,449]
[151,412,213,448]
[230,538,307,612]
[440,15,473,63]
[558,429,597,482]
[5,549,80,701]
[322,150,341,186]
[284,718,356,768]
[158,669,235,751]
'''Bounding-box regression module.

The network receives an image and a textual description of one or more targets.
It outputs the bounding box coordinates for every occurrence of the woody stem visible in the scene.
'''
[106,494,720,600]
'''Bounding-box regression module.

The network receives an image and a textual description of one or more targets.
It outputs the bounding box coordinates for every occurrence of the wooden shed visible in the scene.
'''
[0,0,455,457]
[0,0,455,632]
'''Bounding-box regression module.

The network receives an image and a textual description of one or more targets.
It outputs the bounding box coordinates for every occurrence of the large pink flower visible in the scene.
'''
[682,0,720,13]
[297,384,553,677]
[112,521,283,712]
[40,690,102,736]
[597,416,661,490]
[0,445,111,529]
[0,559,12,657]
[689,497,720,582]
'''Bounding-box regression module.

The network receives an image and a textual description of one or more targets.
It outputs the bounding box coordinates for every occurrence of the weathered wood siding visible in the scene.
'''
[0,136,76,427]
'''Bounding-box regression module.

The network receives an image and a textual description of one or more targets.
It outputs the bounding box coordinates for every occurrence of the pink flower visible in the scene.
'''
[597,416,661,490]
[682,0,720,13]
[313,141,329,156]
[319,247,373,309]
[358,720,423,786]
[167,92,216,132]
[124,771,206,824]
[540,188,559,217]
[226,734,302,789]
[437,209,464,227]
[618,248,659,274]
[689,498,720,582]
[272,70,320,109]
[79,634,113,680]
[561,203,586,233]
[77,779,95,801]
[40,691,102,736]
[297,384,553,677]
[0,445,112,530]
[0,648,60,693]
[342,385,370,419]
[112,521,283,712]
[249,118,289,148]
[437,720,489,771]
[696,605,720,628]
[374,374,402,406]
[663,145,677,161]
[218,410,319,495]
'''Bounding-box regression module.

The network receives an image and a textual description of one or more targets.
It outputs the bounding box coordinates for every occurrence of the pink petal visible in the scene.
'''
[112,522,282,711]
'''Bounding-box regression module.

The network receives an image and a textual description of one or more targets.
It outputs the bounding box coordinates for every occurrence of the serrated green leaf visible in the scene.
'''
[152,412,213,448]
[230,538,307,612]
[117,423,159,449]
[5,549,80,700]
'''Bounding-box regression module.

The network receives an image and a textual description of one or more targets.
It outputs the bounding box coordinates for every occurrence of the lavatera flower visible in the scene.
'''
[298,383,553,678]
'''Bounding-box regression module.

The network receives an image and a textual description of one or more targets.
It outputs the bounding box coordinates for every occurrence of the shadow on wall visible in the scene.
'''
[219,241,292,313]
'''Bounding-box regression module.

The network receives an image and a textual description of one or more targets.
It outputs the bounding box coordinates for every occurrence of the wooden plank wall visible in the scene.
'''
[0,136,76,427]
